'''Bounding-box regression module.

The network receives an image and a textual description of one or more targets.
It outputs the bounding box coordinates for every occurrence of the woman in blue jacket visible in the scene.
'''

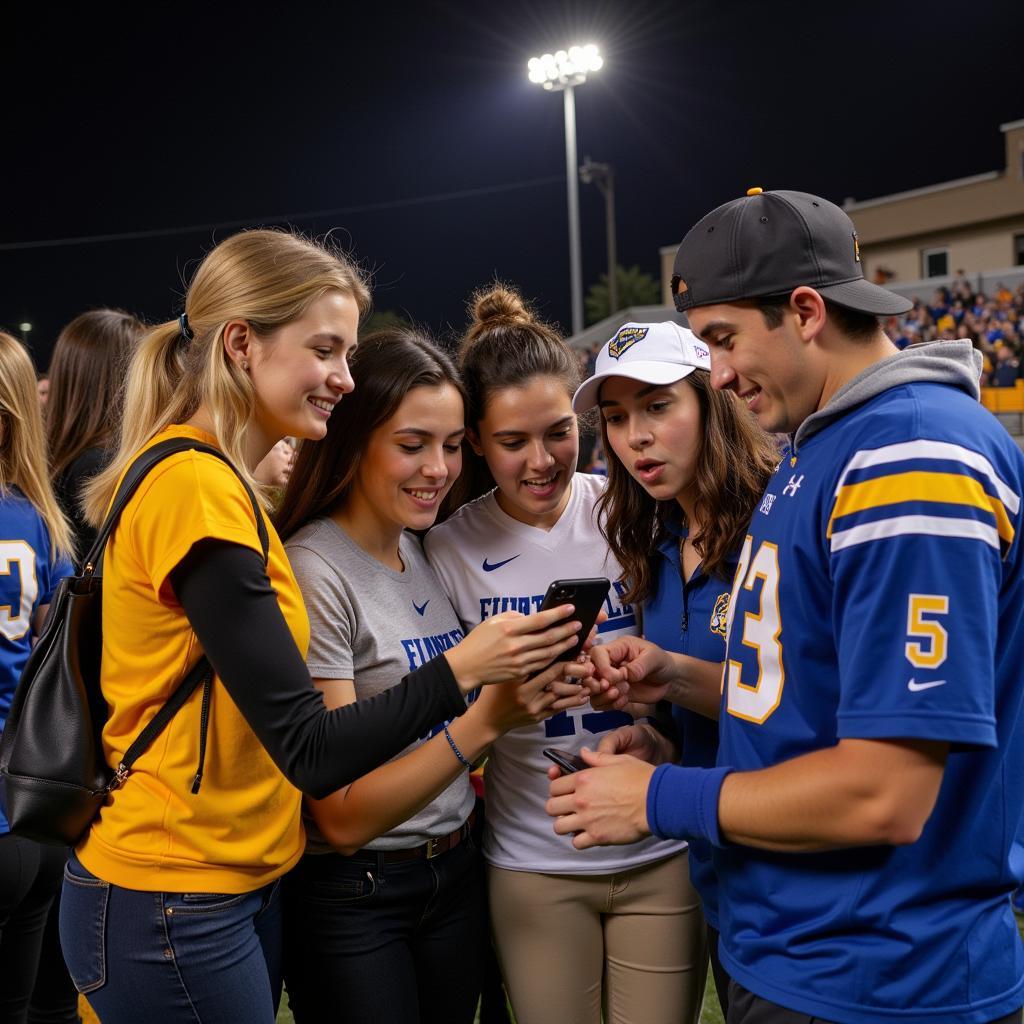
[569,321,777,1013]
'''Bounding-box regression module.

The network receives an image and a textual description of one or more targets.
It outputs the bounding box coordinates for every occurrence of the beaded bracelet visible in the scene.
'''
[444,724,473,769]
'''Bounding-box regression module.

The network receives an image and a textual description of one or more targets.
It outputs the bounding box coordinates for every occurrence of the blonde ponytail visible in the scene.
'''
[84,229,371,526]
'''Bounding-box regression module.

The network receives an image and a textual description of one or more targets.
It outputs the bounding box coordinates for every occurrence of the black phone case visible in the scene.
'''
[538,577,610,664]
[542,747,587,774]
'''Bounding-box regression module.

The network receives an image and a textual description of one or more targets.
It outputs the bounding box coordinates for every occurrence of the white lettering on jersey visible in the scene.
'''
[782,474,804,497]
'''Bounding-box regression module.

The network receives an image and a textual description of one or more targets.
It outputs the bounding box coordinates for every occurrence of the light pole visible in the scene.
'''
[580,157,617,317]
[528,44,603,336]
[18,322,33,345]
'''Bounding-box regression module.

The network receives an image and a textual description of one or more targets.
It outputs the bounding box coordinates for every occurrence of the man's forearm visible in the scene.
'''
[715,738,948,851]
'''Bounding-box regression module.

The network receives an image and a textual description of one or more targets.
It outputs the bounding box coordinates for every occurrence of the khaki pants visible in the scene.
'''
[488,852,707,1024]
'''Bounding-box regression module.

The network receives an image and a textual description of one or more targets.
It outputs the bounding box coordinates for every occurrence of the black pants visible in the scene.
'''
[0,834,77,1024]
[29,897,79,1024]
[727,978,1023,1024]
[282,836,486,1024]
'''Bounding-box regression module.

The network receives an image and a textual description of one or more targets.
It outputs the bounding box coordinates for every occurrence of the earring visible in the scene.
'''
[241,360,249,372]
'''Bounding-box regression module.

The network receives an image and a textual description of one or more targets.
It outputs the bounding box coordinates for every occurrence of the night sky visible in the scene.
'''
[5,0,1020,366]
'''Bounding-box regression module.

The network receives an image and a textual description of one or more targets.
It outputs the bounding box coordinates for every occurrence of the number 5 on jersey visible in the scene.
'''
[725,534,784,724]
[905,594,948,669]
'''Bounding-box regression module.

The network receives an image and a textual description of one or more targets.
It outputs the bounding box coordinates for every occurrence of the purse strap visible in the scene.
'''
[93,438,270,794]
[82,438,269,575]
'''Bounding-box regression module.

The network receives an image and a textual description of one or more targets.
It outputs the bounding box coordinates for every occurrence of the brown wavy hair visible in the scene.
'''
[441,283,583,517]
[275,327,465,540]
[597,369,779,601]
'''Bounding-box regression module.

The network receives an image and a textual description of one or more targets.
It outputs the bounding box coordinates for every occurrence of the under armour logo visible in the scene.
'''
[782,474,804,497]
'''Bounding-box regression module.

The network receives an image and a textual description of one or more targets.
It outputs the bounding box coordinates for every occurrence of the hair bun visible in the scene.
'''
[471,285,532,328]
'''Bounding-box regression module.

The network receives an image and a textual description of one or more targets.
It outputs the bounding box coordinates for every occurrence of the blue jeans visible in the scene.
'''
[59,853,282,1024]
[282,835,485,1023]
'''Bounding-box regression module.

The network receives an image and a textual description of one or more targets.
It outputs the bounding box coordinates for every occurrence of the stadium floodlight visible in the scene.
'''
[527,44,603,91]
[527,43,603,336]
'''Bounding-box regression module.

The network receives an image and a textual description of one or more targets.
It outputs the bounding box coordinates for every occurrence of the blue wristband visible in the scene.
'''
[444,724,472,770]
[646,764,732,847]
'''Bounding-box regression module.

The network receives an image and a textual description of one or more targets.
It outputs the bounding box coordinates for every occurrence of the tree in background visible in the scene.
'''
[585,264,660,325]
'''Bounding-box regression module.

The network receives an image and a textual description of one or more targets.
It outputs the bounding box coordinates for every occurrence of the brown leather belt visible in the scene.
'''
[352,810,476,863]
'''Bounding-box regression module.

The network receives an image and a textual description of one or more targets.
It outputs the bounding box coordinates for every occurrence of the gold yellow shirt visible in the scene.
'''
[78,425,310,893]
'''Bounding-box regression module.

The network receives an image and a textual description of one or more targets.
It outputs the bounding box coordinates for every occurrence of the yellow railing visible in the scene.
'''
[981,381,1024,413]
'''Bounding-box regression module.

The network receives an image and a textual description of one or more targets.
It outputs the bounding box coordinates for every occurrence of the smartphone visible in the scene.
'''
[543,747,588,774]
[538,577,610,665]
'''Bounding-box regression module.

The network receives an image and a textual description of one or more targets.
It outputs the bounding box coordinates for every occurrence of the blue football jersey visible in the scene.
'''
[643,522,734,929]
[0,490,73,833]
[716,380,1024,1022]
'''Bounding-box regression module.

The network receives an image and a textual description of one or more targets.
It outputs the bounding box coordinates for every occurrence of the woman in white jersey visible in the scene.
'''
[275,328,589,1024]
[424,287,706,1024]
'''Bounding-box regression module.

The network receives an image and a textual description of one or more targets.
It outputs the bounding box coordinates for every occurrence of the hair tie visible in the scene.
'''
[178,313,194,342]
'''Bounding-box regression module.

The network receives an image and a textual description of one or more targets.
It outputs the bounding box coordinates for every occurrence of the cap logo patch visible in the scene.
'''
[608,326,648,360]
[853,231,861,263]
[693,343,709,360]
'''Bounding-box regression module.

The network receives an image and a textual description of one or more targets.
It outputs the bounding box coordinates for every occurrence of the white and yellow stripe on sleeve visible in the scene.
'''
[828,440,1020,556]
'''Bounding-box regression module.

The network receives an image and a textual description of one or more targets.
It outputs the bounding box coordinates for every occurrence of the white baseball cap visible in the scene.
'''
[572,321,711,412]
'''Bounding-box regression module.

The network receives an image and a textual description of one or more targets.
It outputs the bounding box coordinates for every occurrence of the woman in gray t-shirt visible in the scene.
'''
[275,328,589,1024]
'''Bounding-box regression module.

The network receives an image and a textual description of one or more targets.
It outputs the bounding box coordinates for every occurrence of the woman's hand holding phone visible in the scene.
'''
[472,661,589,737]
[444,606,583,694]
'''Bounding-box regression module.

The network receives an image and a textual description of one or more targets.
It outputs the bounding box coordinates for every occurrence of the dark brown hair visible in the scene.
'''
[755,295,879,341]
[45,309,145,477]
[597,369,779,600]
[275,327,465,540]
[443,283,583,513]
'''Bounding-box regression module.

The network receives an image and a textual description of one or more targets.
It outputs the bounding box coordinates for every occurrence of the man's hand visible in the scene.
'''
[596,722,674,764]
[545,747,656,850]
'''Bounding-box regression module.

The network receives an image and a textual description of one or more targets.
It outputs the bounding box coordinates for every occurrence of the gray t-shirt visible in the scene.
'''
[286,517,475,853]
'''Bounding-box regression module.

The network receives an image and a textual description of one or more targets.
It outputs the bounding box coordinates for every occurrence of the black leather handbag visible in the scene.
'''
[0,438,268,846]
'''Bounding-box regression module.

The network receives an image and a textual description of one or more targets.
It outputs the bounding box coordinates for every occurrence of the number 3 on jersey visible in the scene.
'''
[0,540,38,641]
[725,534,784,724]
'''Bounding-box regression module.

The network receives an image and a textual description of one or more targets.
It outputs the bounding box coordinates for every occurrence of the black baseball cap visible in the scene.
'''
[672,188,912,316]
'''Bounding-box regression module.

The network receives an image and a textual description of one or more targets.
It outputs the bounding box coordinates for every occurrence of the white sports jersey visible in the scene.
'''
[425,473,684,873]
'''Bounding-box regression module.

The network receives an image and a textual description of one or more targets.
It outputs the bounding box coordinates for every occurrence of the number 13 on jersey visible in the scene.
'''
[724,534,784,724]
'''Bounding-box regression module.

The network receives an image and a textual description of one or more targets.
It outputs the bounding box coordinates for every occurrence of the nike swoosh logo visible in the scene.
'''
[413,600,430,616]
[907,678,946,692]
[482,555,521,572]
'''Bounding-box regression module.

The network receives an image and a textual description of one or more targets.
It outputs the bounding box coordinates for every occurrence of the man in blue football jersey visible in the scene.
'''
[546,189,1024,1024]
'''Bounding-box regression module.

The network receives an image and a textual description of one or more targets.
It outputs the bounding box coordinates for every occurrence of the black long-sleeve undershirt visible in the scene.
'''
[168,539,467,799]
